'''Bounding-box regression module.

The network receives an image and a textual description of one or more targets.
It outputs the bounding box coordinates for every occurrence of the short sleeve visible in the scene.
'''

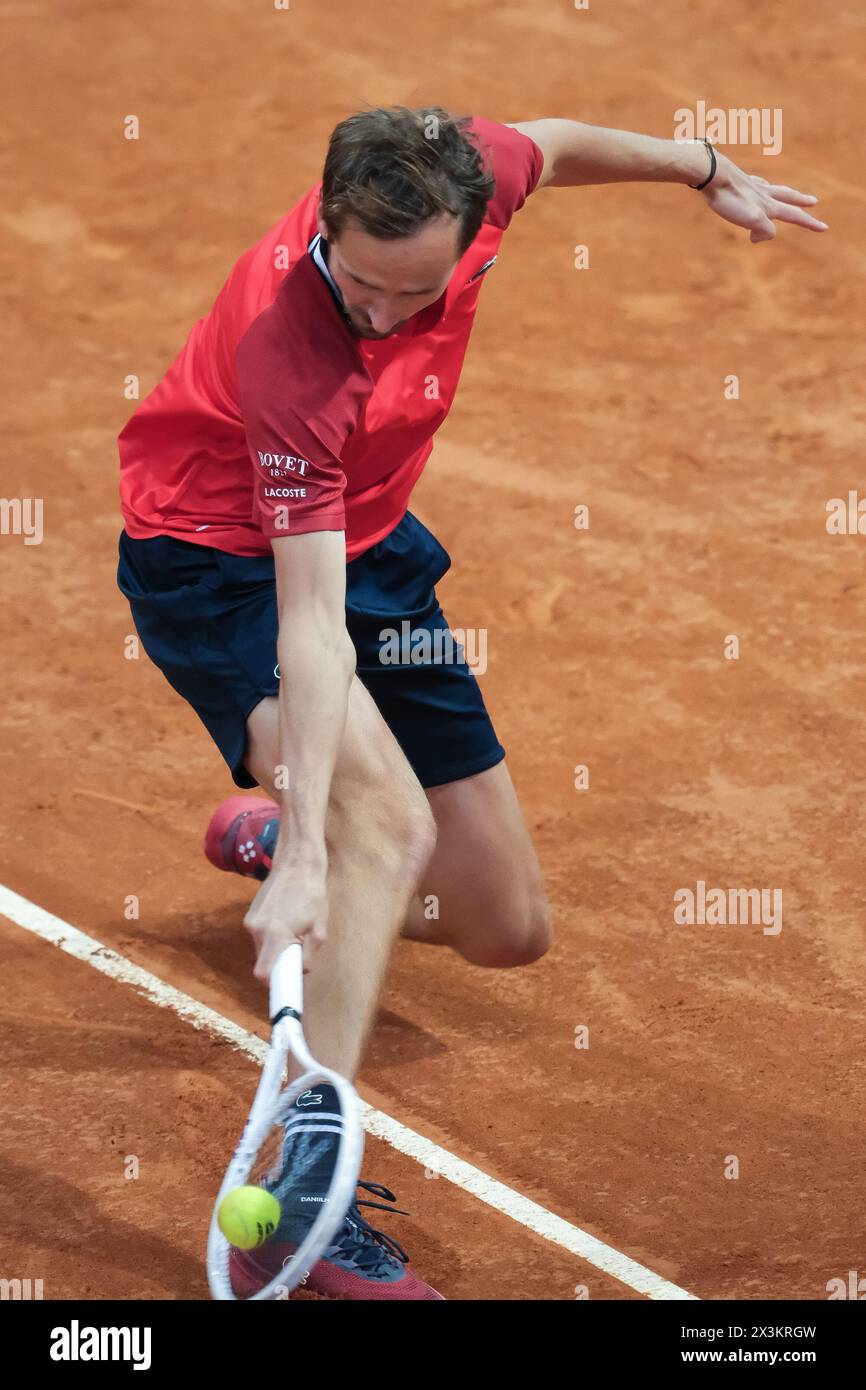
[235,299,356,542]
[240,395,347,541]
[467,118,544,231]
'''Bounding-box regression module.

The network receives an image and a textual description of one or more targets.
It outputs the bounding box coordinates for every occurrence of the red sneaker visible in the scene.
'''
[229,1182,445,1301]
[204,796,280,881]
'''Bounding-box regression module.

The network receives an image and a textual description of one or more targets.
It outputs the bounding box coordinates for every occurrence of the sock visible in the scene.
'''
[270,1084,344,1242]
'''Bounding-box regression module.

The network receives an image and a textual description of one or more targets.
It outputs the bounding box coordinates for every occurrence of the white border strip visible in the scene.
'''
[0,884,696,1301]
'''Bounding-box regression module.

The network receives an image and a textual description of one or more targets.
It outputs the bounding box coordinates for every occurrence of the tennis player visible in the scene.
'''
[117,109,824,1299]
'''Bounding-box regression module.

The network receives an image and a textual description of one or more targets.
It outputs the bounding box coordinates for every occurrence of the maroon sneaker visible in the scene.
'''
[204,796,279,881]
[229,1182,444,1301]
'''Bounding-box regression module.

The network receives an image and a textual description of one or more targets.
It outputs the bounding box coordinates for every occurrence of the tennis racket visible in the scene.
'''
[207,941,364,1301]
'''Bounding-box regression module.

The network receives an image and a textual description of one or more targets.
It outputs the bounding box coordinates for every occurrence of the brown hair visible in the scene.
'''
[321,106,496,256]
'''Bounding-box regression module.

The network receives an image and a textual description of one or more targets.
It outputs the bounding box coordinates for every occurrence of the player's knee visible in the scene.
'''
[368,786,436,890]
[462,891,552,969]
[497,902,552,968]
[332,735,436,883]
[394,783,437,881]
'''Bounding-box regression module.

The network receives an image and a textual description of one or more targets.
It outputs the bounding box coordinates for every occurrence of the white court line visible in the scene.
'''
[0,883,697,1301]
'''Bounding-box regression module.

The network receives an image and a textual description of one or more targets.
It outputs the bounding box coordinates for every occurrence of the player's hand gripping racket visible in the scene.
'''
[207,942,364,1300]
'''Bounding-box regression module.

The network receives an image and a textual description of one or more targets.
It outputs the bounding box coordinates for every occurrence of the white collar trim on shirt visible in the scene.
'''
[308,232,345,306]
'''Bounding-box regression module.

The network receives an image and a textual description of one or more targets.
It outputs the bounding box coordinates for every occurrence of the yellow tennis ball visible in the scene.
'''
[218,1186,281,1250]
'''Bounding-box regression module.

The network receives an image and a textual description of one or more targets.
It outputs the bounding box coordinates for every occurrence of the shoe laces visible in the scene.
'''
[329,1181,411,1273]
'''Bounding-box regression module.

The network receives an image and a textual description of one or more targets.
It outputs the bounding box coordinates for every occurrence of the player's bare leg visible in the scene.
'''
[228,680,444,1301]
[211,750,549,974]
[402,760,552,967]
[243,678,435,1078]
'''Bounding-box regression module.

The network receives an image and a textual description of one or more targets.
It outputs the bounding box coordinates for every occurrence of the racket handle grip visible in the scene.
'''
[269,941,304,1021]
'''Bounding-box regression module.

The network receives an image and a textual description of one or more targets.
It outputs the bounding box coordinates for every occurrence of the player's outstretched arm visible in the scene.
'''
[243,529,356,979]
[508,118,828,244]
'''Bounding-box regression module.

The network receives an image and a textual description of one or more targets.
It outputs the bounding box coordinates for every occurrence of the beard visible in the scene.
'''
[347,313,405,340]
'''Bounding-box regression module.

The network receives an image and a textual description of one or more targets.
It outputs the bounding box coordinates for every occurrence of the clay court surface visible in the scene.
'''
[2,1,864,1301]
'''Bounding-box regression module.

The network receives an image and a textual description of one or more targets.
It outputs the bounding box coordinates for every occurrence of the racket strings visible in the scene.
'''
[247,1081,349,1245]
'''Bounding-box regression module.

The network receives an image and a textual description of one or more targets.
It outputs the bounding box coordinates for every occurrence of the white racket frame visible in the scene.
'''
[207,943,364,1301]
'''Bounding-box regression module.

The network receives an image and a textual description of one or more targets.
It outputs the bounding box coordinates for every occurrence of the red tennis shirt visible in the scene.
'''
[118,118,543,561]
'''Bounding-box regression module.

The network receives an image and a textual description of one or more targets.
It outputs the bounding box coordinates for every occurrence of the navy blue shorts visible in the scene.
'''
[116,512,505,790]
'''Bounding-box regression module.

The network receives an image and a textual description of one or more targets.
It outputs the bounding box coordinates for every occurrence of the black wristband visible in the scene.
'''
[688,138,717,191]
